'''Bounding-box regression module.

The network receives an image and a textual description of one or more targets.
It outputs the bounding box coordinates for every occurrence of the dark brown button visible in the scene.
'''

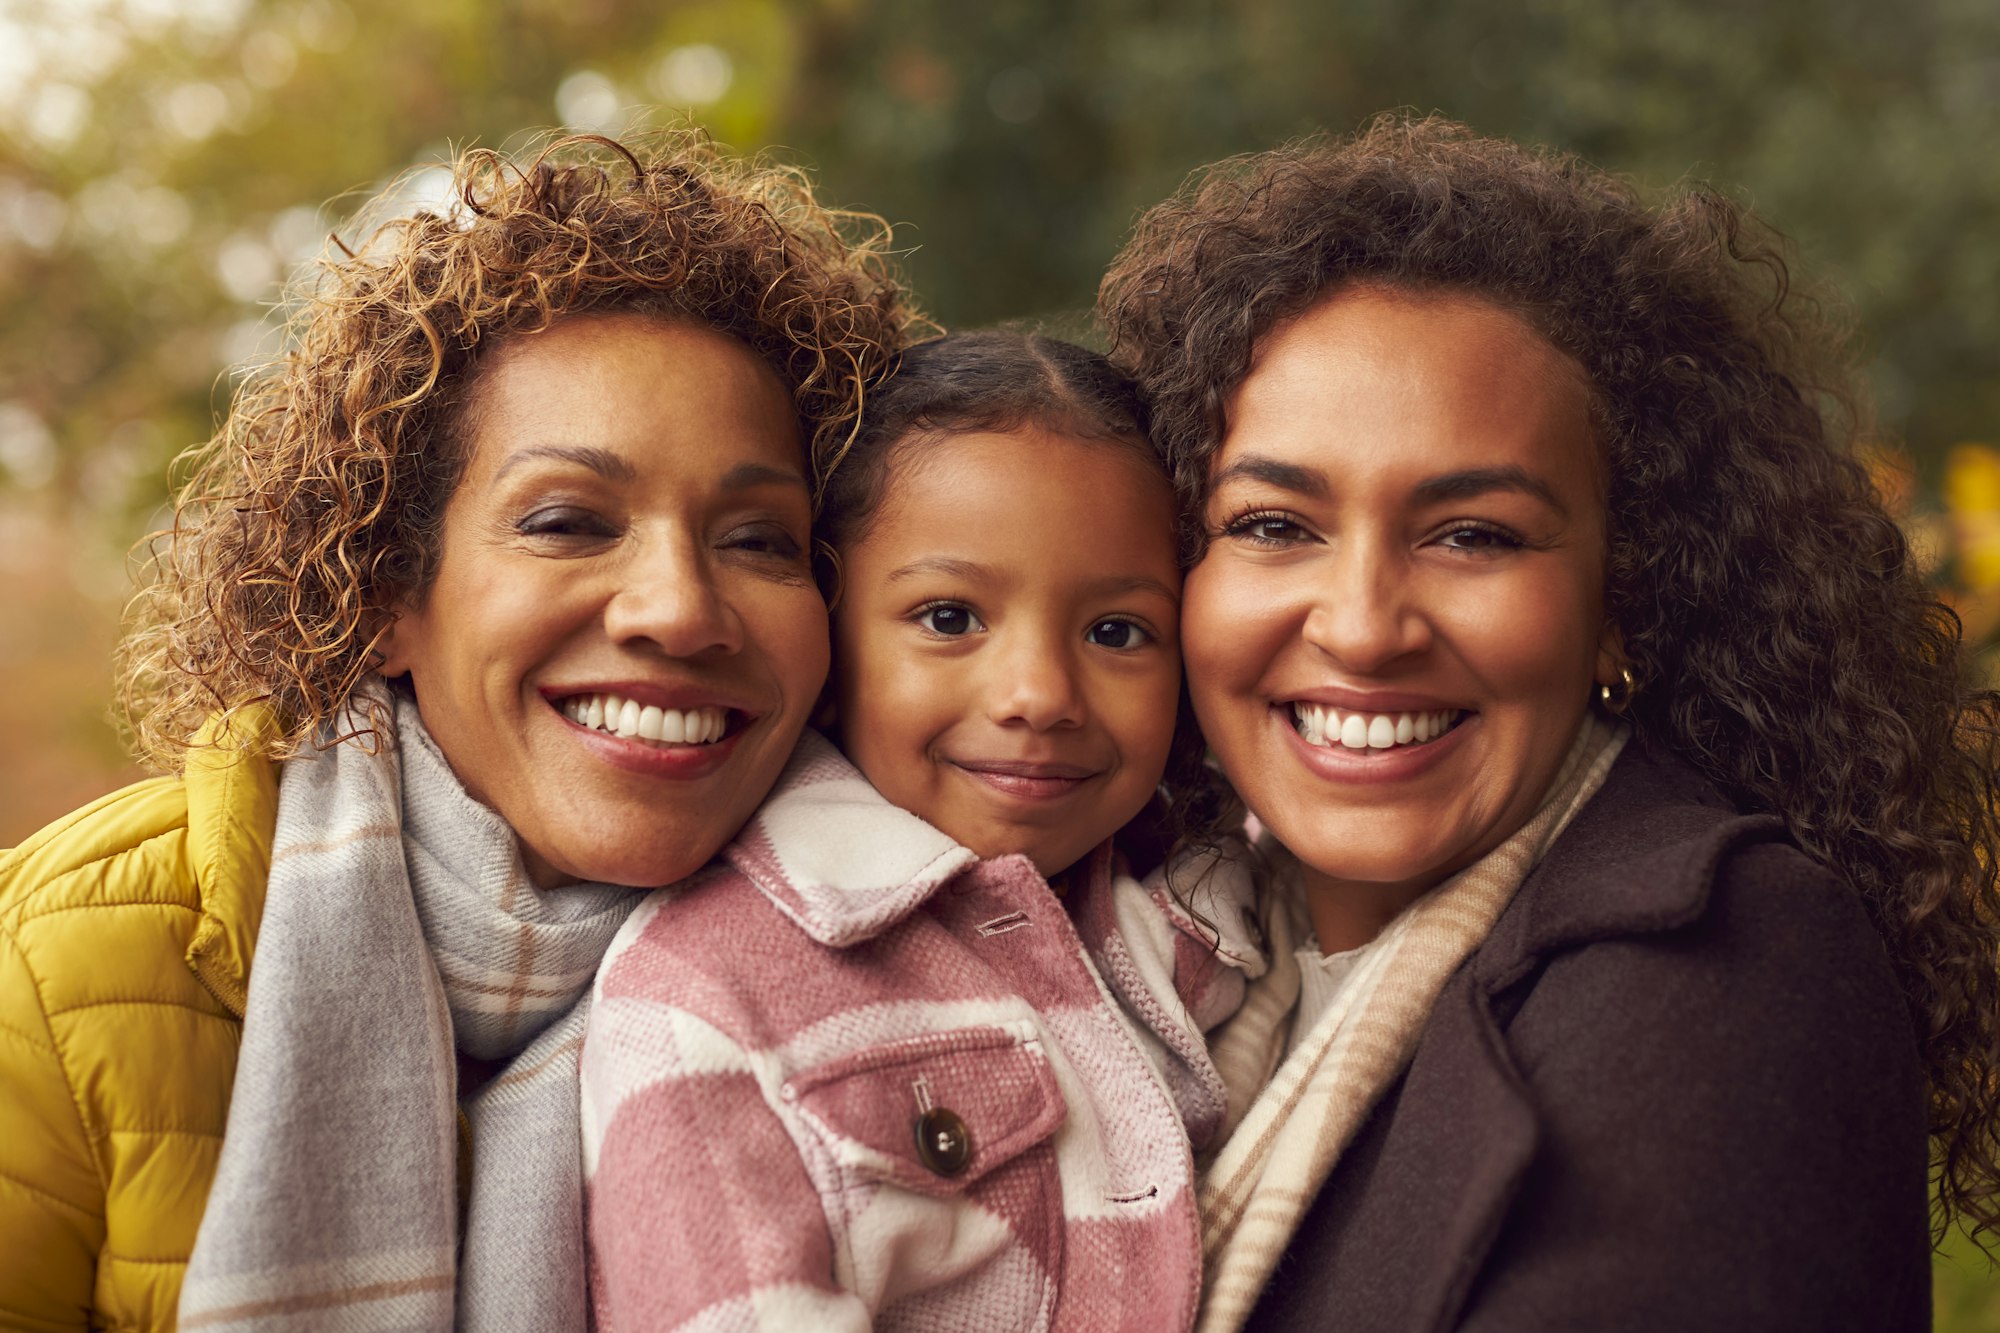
[913,1106,972,1176]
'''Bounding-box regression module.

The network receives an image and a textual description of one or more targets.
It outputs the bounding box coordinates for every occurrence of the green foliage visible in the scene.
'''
[1939,1219,2000,1331]
[2,0,1995,524]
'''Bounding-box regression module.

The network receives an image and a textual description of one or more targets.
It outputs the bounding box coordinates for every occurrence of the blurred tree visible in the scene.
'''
[785,0,2000,462]
[1,0,1994,517]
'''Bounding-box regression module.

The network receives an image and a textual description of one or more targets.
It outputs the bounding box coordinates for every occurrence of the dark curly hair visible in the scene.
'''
[120,131,916,768]
[820,330,1154,549]
[820,329,1235,879]
[1100,114,2000,1239]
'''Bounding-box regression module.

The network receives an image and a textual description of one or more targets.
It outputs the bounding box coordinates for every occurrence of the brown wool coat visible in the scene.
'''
[1245,741,1930,1332]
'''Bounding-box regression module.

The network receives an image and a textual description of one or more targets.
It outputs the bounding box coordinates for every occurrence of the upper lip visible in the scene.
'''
[1279,686,1469,714]
[948,758,1102,780]
[540,682,761,717]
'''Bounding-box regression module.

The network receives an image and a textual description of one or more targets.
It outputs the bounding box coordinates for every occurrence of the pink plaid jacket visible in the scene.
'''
[581,732,1262,1332]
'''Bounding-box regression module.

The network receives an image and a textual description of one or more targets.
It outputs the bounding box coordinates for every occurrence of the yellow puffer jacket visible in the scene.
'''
[0,711,277,1332]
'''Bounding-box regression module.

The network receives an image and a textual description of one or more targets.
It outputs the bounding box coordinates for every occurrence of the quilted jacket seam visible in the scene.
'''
[96,1252,187,1268]
[0,1165,99,1220]
[0,775,177,864]
[196,735,249,899]
[16,898,199,926]
[0,921,104,1200]
[0,1299,100,1333]
[5,829,190,924]
[0,1012,54,1054]
[45,997,229,1020]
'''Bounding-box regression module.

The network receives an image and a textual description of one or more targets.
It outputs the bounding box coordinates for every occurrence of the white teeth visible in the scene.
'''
[1290,702,1461,753]
[560,693,731,747]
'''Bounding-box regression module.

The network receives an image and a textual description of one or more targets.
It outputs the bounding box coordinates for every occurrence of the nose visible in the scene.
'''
[1299,538,1430,672]
[602,533,744,658]
[985,626,1086,731]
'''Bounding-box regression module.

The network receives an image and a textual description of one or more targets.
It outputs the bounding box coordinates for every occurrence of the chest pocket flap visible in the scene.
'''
[783,1022,1067,1198]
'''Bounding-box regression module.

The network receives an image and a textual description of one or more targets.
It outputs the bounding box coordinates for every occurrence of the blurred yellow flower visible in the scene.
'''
[1946,445,2000,592]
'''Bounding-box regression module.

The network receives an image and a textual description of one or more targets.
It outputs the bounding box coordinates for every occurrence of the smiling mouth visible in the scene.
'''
[950,759,1101,798]
[1289,702,1467,752]
[557,692,743,748]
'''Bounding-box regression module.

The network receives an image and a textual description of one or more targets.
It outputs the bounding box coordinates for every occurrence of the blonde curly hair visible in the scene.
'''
[119,131,917,770]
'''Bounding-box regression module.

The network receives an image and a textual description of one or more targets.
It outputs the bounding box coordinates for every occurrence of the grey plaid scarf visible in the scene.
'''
[180,694,641,1332]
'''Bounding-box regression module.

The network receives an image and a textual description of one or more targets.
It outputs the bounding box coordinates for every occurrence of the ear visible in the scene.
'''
[368,607,416,680]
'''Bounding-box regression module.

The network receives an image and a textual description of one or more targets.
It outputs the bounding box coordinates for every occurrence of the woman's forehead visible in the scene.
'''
[1219,288,1599,499]
[462,313,805,482]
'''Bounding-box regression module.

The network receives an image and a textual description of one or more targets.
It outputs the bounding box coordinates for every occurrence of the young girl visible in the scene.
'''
[580,332,1262,1331]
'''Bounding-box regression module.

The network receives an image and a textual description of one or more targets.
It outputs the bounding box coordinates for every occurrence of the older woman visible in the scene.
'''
[1102,118,2000,1330]
[0,134,908,1330]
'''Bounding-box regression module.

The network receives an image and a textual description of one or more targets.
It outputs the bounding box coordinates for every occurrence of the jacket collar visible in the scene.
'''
[1470,736,1788,995]
[183,704,282,1018]
[721,730,984,948]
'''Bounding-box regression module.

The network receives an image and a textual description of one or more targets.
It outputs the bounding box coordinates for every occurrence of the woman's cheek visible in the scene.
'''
[740,573,833,713]
[1183,552,1294,697]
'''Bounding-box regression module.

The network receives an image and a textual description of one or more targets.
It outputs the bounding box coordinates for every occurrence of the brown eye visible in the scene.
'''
[1085,618,1150,649]
[721,523,804,559]
[517,506,616,538]
[915,603,982,636]
[1221,510,1311,546]
[1436,523,1524,553]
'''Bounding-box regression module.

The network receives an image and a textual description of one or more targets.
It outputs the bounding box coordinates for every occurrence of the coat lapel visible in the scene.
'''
[1423,741,1788,1328]
[1471,742,1786,995]
[1250,740,1793,1331]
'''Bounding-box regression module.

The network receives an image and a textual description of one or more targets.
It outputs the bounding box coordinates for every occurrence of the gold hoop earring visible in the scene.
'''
[1597,663,1638,715]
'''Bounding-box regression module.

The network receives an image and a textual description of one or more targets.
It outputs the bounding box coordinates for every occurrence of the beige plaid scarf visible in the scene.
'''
[1196,717,1627,1332]
[180,693,641,1332]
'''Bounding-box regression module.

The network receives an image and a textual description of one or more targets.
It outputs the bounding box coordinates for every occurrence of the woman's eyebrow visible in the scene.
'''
[492,444,637,484]
[1413,466,1566,515]
[1210,454,1328,498]
[720,462,809,492]
[486,451,806,492]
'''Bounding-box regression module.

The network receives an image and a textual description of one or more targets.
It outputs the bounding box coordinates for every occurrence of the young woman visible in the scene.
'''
[1101,116,2000,1331]
[0,133,910,1331]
